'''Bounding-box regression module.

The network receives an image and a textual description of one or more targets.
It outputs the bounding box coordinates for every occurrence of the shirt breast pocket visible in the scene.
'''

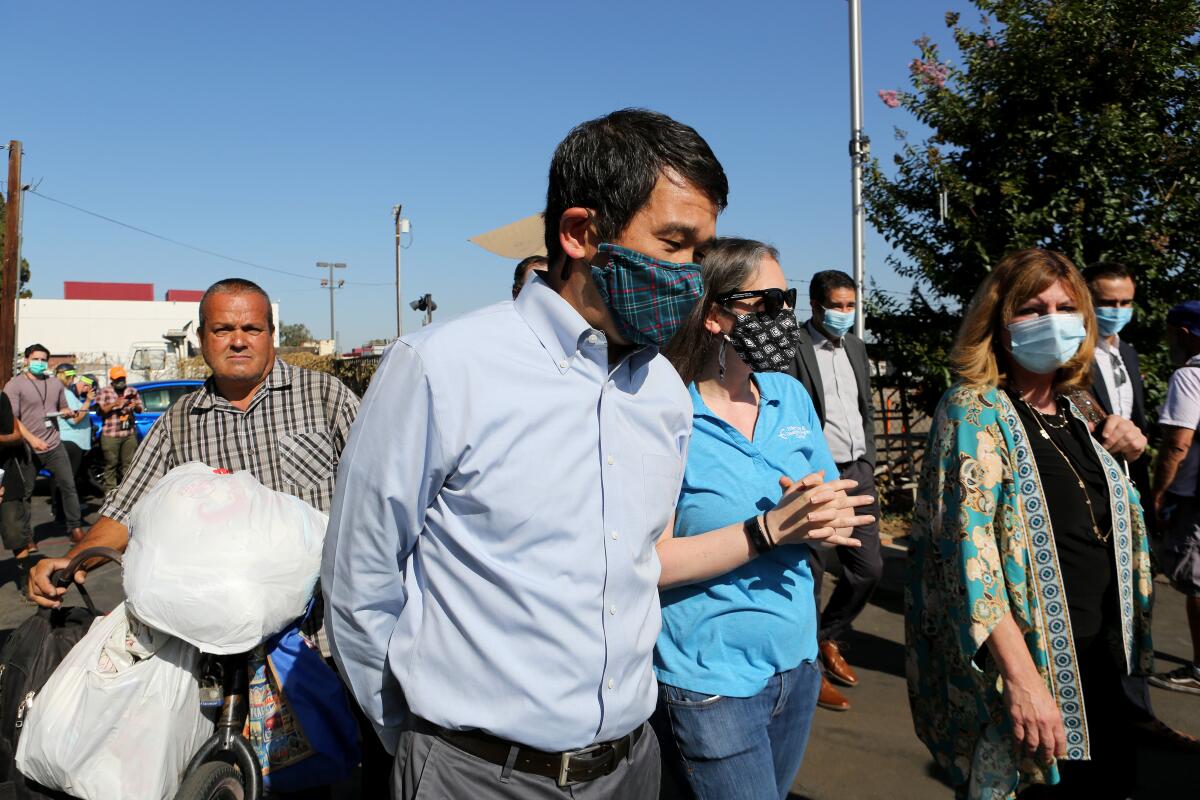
[643,453,682,537]
[278,430,335,488]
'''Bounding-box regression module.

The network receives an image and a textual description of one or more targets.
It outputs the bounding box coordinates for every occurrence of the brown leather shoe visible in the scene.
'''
[817,675,850,711]
[69,527,85,544]
[819,640,859,687]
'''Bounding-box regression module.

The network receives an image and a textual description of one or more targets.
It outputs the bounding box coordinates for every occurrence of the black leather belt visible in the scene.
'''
[416,718,644,787]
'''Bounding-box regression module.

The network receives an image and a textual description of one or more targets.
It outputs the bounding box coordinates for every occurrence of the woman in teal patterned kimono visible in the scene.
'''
[906,249,1154,799]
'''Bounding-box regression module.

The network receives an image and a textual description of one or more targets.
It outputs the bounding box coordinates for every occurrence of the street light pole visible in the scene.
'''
[848,0,868,339]
[316,261,347,352]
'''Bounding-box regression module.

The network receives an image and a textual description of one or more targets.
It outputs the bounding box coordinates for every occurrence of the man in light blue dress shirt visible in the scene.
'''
[322,109,728,799]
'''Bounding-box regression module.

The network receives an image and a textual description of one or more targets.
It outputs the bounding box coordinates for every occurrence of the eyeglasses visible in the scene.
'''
[714,288,797,316]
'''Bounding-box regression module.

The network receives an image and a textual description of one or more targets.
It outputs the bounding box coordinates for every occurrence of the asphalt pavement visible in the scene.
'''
[1,495,1196,799]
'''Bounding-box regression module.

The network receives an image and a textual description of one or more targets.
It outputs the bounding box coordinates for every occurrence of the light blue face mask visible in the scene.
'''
[1007,313,1087,374]
[821,308,856,338]
[1094,306,1133,337]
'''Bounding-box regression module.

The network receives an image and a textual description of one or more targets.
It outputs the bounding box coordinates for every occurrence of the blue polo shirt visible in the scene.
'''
[655,372,838,697]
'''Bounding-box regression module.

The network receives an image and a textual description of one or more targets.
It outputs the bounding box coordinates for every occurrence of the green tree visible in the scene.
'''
[279,322,313,347]
[866,0,1200,412]
[0,193,33,298]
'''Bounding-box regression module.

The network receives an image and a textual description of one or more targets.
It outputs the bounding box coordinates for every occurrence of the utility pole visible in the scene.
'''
[392,205,409,339]
[316,261,346,352]
[1,142,22,384]
[848,0,868,339]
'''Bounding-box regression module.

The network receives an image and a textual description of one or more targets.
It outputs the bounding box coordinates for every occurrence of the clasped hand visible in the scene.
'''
[764,471,875,549]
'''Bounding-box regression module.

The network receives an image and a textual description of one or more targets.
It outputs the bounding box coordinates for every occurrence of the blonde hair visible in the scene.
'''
[951,248,1096,392]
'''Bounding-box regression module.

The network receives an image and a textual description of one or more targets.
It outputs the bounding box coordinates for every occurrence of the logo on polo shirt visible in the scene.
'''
[778,425,811,440]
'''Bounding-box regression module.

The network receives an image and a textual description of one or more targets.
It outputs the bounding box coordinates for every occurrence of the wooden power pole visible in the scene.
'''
[1,141,21,385]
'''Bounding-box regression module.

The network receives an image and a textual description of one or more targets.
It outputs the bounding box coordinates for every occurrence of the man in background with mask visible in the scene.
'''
[3,343,83,544]
[96,365,143,494]
[323,108,727,799]
[787,269,881,712]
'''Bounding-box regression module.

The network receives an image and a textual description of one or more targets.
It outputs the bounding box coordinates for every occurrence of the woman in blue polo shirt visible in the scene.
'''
[655,237,875,800]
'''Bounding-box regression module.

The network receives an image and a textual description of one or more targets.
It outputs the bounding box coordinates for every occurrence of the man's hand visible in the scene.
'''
[28,557,85,609]
[1099,415,1147,462]
[27,436,52,453]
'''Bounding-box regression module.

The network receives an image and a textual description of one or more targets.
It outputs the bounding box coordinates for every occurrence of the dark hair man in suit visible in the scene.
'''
[787,269,881,712]
[1082,263,1200,752]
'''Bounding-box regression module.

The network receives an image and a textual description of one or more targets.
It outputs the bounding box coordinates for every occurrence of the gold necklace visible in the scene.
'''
[1021,398,1110,543]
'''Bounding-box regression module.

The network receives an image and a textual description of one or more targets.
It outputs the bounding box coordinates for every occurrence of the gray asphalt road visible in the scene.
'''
[1,497,1196,799]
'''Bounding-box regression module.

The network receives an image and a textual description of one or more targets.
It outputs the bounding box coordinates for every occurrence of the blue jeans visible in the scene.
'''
[651,661,821,800]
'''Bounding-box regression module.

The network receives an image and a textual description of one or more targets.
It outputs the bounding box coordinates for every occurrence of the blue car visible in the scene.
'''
[86,378,206,441]
[41,379,205,491]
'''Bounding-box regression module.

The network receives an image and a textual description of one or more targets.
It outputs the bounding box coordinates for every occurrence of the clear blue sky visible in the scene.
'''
[7,1,975,348]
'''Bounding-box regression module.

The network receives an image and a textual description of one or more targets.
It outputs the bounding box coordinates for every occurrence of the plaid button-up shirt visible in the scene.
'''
[99,359,360,523]
[96,385,142,438]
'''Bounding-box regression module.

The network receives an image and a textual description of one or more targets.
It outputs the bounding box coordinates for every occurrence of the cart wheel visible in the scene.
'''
[173,762,245,800]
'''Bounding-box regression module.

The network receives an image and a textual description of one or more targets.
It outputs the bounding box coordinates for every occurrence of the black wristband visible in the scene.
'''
[744,515,774,555]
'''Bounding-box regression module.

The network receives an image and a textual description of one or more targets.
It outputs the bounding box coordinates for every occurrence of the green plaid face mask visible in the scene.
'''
[591,244,704,348]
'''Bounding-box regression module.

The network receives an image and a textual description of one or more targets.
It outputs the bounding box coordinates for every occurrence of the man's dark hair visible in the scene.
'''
[543,108,728,262]
[23,343,49,359]
[54,363,75,375]
[809,270,857,305]
[512,256,549,292]
[1081,261,1133,286]
[199,278,275,333]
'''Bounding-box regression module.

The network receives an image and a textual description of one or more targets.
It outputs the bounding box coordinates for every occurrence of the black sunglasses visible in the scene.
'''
[714,288,797,316]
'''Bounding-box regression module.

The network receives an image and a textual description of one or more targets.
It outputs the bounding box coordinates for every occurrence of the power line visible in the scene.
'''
[25,189,394,287]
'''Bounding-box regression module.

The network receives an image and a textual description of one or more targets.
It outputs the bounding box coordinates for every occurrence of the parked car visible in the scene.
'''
[42,379,205,494]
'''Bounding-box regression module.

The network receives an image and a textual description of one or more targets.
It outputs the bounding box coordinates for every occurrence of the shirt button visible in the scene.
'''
[607,679,615,690]
[609,605,617,616]
[587,334,598,345]
[606,455,615,465]
[611,531,619,540]
[558,359,568,369]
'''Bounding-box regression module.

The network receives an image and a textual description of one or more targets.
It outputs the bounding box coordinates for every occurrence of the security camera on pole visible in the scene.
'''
[410,294,436,327]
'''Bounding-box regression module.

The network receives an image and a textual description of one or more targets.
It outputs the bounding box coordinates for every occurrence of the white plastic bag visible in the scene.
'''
[15,603,212,800]
[123,462,328,653]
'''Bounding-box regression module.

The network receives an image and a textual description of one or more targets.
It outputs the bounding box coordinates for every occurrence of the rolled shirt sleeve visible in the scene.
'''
[321,342,451,752]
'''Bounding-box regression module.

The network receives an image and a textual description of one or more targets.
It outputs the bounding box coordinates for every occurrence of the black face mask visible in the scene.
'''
[723,309,800,373]
[113,381,127,393]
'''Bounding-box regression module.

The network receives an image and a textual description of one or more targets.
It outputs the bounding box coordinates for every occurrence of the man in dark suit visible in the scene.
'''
[787,270,882,712]
[1084,262,1200,753]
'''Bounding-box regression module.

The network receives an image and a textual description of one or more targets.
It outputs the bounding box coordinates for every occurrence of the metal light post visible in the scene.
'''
[392,206,409,339]
[848,0,868,339]
[316,262,347,351]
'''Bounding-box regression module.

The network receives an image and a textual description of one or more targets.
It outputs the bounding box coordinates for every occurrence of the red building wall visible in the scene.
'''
[165,289,205,302]
[63,281,154,301]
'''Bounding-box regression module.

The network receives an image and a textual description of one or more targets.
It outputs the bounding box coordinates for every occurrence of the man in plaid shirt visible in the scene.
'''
[29,278,360,605]
[95,365,143,493]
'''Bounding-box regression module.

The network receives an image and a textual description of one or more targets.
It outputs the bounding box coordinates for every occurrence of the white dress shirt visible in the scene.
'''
[807,321,866,465]
[322,274,692,753]
[1095,336,1135,420]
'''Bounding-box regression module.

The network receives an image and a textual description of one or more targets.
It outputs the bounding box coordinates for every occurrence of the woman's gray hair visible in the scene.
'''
[664,237,780,385]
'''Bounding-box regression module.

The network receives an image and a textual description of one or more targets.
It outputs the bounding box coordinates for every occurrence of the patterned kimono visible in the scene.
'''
[905,384,1154,799]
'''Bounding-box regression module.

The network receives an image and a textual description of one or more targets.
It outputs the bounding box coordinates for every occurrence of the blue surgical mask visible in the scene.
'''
[1007,313,1087,374]
[1094,306,1133,337]
[821,308,856,338]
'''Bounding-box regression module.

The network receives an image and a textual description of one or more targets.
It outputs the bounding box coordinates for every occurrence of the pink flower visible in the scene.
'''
[878,89,901,108]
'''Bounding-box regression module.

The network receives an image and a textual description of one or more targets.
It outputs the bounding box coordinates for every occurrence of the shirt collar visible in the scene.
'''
[515,273,608,374]
[195,357,292,410]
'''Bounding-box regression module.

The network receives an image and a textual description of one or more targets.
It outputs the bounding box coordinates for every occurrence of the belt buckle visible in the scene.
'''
[557,749,580,787]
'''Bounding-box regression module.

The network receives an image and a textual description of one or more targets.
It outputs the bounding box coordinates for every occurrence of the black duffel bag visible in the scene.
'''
[0,547,122,800]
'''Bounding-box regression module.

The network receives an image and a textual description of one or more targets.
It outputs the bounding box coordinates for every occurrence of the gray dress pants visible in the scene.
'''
[391,722,660,799]
[19,443,81,535]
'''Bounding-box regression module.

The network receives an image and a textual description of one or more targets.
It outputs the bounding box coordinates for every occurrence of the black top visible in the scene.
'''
[0,393,25,497]
[1007,391,1116,642]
